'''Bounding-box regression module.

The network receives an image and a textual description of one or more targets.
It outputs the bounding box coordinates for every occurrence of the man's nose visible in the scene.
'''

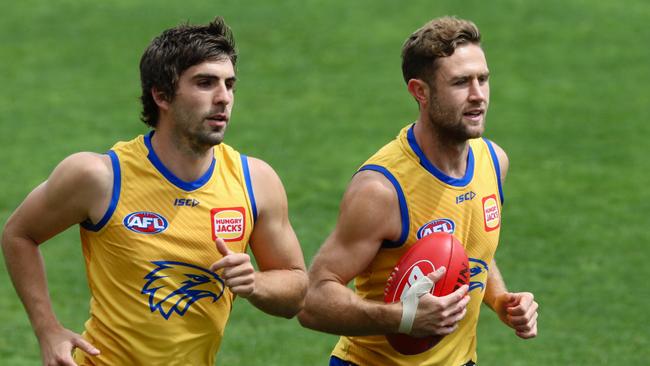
[213,82,232,105]
[468,79,486,102]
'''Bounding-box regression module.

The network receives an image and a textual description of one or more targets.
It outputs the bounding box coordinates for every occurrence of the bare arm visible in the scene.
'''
[483,141,538,339]
[483,259,538,339]
[212,157,307,318]
[482,259,508,312]
[298,171,469,337]
[299,171,402,335]
[2,152,111,365]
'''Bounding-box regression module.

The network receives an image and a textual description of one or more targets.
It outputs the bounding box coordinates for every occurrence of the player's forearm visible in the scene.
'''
[246,268,308,318]
[2,231,61,338]
[298,280,401,336]
[483,259,507,311]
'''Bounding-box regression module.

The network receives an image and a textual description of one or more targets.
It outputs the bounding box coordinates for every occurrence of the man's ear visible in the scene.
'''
[407,79,430,108]
[152,87,170,111]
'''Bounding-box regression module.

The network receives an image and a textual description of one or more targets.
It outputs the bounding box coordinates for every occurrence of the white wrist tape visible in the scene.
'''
[398,276,434,334]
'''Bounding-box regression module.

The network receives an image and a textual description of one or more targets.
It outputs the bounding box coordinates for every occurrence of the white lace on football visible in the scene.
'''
[398,275,434,334]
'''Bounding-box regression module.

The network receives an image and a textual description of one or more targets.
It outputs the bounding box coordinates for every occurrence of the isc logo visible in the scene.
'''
[123,211,168,234]
[455,191,476,204]
[173,198,199,207]
[416,219,455,239]
[390,260,435,303]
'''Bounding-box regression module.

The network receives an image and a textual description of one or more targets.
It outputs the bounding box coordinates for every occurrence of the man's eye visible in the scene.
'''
[198,80,213,87]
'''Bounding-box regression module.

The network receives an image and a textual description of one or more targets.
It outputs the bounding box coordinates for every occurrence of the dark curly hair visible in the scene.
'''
[139,16,237,127]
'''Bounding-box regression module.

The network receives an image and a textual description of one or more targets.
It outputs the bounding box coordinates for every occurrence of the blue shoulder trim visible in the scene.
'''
[406,125,474,187]
[358,165,409,248]
[483,138,504,204]
[241,155,258,223]
[81,150,121,232]
[144,131,215,191]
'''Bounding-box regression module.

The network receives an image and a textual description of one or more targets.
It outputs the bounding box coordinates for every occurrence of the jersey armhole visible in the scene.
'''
[482,138,504,205]
[240,154,258,223]
[357,164,409,248]
[80,150,121,232]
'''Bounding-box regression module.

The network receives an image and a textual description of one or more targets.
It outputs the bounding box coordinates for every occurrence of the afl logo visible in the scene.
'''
[123,211,168,234]
[416,218,455,239]
[389,260,435,303]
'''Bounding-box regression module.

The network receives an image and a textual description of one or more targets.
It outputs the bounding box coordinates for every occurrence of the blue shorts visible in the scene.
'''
[329,356,358,366]
[330,355,476,366]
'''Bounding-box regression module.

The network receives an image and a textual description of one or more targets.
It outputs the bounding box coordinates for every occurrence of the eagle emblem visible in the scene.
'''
[469,258,489,292]
[142,261,225,319]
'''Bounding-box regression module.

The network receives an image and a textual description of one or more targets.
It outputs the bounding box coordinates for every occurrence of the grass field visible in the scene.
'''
[1,0,649,365]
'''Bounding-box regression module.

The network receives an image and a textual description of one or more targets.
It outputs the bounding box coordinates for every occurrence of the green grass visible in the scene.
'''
[2,0,649,364]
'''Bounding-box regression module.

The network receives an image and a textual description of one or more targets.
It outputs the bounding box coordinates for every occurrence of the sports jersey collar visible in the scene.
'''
[406,124,475,187]
[144,131,216,191]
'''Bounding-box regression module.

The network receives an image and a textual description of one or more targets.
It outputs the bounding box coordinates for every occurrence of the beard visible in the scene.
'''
[171,106,227,154]
[427,94,485,143]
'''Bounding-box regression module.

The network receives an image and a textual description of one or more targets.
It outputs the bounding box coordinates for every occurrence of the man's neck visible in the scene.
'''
[150,128,215,183]
[412,120,470,179]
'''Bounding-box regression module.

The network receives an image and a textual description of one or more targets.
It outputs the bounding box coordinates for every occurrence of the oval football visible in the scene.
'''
[383,232,469,355]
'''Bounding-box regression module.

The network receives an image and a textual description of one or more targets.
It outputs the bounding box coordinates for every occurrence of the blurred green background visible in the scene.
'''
[1,0,649,364]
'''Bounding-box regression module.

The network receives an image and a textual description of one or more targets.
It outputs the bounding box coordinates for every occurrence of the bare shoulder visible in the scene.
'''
[49,152,113,196]
[5,152,114,244]
[307,169,401,285]
[243,156,303,272]
[47,152,114,215]
[487,140,510,182]
[244,156,287,222]
[55,152,113,180]
[337,169,402,244]
[246,156,282,186]
[346,169,398,202]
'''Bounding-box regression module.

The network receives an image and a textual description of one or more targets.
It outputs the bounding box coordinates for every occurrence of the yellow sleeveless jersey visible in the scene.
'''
[332,124,503,366]
[74,132,257,366]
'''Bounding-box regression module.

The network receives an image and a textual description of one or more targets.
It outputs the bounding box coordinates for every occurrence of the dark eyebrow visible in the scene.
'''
[450,72,490,83]
[192,73,237,83]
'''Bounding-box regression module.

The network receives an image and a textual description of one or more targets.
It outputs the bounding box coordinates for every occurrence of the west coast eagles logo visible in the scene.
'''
[141,261,225,319]
[469,258,489,292]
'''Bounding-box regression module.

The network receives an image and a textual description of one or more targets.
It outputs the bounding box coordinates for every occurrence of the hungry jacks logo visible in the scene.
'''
[211,207,245,241]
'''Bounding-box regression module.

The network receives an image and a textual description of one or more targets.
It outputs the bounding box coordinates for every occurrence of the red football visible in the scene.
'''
[383,232,470,355]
